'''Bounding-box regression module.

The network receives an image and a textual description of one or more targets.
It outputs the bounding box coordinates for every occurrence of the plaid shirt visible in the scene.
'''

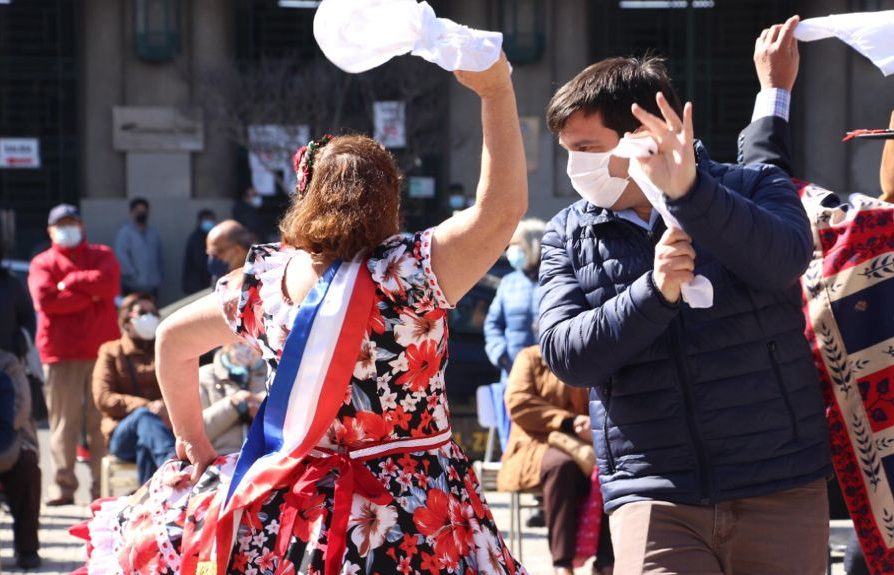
[751,88,791,122]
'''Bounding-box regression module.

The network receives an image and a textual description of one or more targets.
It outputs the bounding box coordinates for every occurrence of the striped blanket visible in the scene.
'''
[801,183,894,573]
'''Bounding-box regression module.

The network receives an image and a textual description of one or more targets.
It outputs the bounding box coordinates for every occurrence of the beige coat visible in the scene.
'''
[497,346,589,492]
[198,352,267,455]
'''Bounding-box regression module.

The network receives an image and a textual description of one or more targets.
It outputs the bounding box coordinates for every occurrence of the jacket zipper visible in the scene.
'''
[767,341,800,439]
[669,321,712,503]
[602,379,615,474]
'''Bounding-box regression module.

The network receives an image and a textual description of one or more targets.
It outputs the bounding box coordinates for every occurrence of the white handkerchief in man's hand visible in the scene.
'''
[612,136,714,309]
[314,0,503,74]
[795,11,894,76]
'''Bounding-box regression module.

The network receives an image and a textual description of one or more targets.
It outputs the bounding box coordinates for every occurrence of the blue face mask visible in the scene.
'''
[207,255,229,280]
[220,352,249,386]
[506,245,527,271]
[200,219,215,233]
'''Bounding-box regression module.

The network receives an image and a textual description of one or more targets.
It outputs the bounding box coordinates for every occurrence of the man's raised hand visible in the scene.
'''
[630,92,696,200]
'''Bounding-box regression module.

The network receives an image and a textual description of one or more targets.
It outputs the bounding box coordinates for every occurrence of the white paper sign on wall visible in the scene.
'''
[0,138,40,169]
[374,101,406,149]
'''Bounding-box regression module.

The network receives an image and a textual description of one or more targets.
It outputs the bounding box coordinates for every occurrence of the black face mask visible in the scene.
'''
[135,212,149,225]
[207,255,230,281]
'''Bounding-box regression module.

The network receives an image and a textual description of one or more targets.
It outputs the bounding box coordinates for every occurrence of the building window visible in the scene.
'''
[499,0,545,65]
[134,0,180,62]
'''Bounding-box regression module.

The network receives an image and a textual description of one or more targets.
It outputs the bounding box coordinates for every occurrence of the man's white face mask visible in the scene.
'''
[566,150,630,209]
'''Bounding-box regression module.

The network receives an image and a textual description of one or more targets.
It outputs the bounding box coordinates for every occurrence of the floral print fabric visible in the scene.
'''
[88,229,523,575]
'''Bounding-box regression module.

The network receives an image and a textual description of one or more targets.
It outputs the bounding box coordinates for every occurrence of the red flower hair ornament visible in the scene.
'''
[292,134,334,196]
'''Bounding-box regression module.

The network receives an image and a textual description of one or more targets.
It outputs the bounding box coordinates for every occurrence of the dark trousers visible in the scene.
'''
[0,448,41,554]
[540,447,591,568]
[109,408,175,484]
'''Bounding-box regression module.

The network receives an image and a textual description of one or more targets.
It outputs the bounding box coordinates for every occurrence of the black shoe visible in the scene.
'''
[16,552,42,570]
[45,495,75,506]
[526,509,546,528]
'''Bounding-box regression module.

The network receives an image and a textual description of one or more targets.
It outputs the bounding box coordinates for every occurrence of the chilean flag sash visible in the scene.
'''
[189,257,376,575]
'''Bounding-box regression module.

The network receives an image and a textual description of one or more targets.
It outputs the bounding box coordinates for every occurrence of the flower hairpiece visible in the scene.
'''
[293,134,334,196]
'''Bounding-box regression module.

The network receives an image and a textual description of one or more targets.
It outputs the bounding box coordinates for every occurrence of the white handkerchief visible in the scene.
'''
[314,0,503,74]
[795,11,894,76]
[612,136,714,309]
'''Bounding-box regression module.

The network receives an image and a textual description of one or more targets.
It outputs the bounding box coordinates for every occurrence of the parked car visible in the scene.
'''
[0,258,29,284]
[445,259,512,400]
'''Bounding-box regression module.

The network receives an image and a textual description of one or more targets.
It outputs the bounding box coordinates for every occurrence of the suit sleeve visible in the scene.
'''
[538,212,679,388]
[28,255,93,315]
[737,116,792,175]
[668,165,812,291]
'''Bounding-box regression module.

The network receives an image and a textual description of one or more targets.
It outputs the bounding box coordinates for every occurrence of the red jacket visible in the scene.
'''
[28,241,121,364]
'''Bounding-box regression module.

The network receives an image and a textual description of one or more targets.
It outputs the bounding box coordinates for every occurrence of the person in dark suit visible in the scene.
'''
[737,17,894,575]
[181,209,216,296]
[737,15,798,172]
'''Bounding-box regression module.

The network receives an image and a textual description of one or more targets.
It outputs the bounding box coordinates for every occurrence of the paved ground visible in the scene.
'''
[0,429,847,575]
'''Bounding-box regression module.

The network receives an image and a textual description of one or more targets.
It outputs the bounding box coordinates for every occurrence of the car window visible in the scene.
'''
[448,260,512,335]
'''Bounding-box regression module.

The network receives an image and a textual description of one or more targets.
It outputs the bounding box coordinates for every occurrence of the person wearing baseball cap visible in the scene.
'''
[27,203,121,505]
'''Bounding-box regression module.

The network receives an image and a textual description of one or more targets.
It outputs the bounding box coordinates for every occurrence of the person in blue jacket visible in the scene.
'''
[538,54,830,574]
[483,218,545,451]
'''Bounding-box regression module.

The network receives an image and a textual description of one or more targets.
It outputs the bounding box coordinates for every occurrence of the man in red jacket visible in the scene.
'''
[28,204,120,504]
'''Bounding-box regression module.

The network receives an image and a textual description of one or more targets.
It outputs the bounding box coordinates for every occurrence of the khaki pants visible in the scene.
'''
[609,479,829,575]
[45,360,105,500]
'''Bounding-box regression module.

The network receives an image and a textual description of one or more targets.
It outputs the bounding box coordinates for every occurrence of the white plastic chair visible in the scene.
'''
[476,383,501,463]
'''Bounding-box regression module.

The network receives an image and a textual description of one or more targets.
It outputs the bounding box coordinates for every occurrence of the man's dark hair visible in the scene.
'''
[129,197,149,212]
[232,226,255,250]
[197,208,215,221]
[546,55,682,137]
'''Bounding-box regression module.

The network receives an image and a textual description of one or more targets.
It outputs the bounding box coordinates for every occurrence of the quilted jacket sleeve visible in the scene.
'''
[483,284,508,369]
[538,209,679,388]
[667,164,812,292]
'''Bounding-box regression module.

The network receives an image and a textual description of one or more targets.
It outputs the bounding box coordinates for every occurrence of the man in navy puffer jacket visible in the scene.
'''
[539,55,831,574]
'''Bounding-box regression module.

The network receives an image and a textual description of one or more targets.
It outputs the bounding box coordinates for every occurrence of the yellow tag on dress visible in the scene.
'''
[196,561,216,575]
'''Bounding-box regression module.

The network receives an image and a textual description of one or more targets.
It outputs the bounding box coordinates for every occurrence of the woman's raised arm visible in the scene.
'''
[431,54,528,305]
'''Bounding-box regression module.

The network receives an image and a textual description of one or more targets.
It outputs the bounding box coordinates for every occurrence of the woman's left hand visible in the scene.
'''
[454,52,512,99]
[176,434,219,484]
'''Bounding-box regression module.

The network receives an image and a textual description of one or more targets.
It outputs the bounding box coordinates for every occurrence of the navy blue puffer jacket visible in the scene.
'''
[538,143,831,511]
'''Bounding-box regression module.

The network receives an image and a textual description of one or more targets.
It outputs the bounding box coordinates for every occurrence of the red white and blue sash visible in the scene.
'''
[192,257,377,575]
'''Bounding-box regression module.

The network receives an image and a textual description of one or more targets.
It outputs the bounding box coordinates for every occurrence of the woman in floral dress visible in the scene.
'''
[74,55,528,575]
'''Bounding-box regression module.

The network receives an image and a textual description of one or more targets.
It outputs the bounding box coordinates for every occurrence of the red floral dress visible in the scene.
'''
[80,229,524,575]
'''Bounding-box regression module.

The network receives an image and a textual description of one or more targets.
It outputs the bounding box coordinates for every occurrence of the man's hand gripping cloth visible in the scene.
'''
[313,0,503,73]
[612,136,714,308]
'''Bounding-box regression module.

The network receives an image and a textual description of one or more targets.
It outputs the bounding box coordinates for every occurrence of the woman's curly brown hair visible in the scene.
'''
[280,135,402,260]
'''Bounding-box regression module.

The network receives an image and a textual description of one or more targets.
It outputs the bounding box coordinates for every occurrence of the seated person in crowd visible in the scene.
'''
[92,293,174,483]
[197,342,266,455]
[498,344,614,575]
[0,351,41,570]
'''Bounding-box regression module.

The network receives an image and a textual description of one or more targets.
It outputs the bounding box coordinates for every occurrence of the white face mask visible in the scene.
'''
[132,313,160,340]
[566,150,630,209]
[52,225,83,248]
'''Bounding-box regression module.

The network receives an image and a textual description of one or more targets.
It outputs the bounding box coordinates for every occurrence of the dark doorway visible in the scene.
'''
[592,0,795,162]
[0,0,79,259]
